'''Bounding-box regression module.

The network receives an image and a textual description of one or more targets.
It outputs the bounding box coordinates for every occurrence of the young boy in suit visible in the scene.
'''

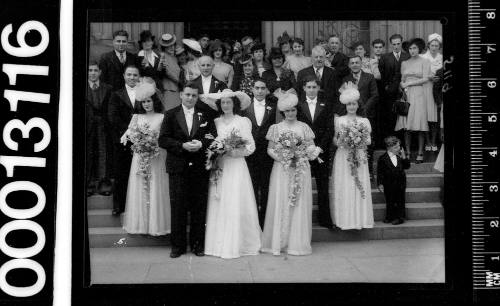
[377,136,410,225]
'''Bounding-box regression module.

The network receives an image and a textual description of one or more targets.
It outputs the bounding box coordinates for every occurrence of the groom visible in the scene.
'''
[159,82,216,258]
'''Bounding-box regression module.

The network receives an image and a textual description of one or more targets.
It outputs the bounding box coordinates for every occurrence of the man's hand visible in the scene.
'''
[182,140,202,152]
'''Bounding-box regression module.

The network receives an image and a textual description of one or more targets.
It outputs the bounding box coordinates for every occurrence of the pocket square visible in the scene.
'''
[200,122,208,127]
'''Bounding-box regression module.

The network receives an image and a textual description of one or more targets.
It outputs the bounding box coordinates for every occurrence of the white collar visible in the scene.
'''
[201,74,212,81]
[88,80,100,88]
[393,51,401,56]
[306,96,317,103]
[138,50,158,58]
[115,50,126,58]
[254,98,266,106]
[388,151,397,158]
[125,84,136,91]
[182,104,194,113]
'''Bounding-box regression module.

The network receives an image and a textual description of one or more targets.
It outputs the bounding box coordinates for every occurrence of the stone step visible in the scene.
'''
[89,202,443,229]
[88,185,442,210]
[89,219,444,248]
[311,173,443,189]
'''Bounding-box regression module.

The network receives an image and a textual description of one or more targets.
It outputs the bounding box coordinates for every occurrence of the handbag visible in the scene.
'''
[392,89,410,116]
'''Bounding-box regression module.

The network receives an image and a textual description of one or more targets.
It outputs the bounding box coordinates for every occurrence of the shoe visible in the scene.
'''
[111,208,122,216]
[319,222,334,229]
[383,218,391,224]
[425,145,431,151]
[392,218,404,225]
[99,191,112,196]
[193,249,205,257]
[431,145,438,152]
[170,250,185,258]
[415,154,424,164]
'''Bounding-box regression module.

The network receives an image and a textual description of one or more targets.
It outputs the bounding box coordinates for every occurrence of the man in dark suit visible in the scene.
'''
[87,61,113,196]
[377,136,411,225]
[297,75,335,228]
[159,82,217,258]
[326,34,350,81]
[99,30,137,91]
[191,55,228,117]
[240,78,278,228]
[107,65,140,215]
[342,55,379,178]
[378,34,410,141]
[296,45,340,112]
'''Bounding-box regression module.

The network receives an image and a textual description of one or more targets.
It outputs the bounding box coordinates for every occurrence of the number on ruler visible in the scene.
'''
[491,220,499,227]
[487,45,496,54]
[486,12,496,19]
[493,256,500,261]
[490,150,498,157]
[490,185,498,192]
[488,115,497,122]
[488,81,497,88]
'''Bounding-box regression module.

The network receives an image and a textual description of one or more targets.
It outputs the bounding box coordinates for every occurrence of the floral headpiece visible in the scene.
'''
[339,81,360,104]
[277,92,298,111]
[277,31,292,45]
[135,78,157,101]
[428,33,442,44]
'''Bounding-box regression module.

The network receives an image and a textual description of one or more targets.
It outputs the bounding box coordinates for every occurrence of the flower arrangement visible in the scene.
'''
[273,130,318,206]
[128,123,161,205]
[205,128,249,195]
[336,119,371,198]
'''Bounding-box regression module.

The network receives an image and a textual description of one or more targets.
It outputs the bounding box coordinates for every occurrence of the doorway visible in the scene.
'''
[186,21,262,43]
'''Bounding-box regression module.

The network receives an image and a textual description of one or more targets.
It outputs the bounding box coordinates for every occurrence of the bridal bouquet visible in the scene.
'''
[274,131,318,207]
[128,123,160,205]
[205,128,249,189]
[336,119,371,198]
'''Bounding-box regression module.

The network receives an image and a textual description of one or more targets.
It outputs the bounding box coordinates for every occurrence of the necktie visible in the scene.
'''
[120,53,125,64]
[395,53,400,61]
[353,73,359,84]
[315,68,321,81]
[92,82,98,90]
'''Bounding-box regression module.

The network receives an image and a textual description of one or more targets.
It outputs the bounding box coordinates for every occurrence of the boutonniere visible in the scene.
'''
[200,122,208,128]
[266,106,272,111]
[320,103,325,107]
[204,133,214,140]
[214,80,219,86]
[197,112,202,120]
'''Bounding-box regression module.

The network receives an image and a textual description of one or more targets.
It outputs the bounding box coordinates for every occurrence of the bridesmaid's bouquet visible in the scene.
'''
[205,128,249,190]
[128,123,160,206]
[336,119,371,198]
[274,131,318,206]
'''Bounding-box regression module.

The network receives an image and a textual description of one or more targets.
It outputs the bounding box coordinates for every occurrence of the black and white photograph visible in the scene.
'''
[84,15,447,285]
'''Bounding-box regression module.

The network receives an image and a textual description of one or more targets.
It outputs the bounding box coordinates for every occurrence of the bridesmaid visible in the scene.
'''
[120,81,170,236]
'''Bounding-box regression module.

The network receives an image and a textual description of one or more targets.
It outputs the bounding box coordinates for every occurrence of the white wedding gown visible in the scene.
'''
[204,115,262,259]
[122,113,171,236]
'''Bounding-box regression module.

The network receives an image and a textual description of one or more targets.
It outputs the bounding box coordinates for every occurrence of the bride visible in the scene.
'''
[201,90,262,259]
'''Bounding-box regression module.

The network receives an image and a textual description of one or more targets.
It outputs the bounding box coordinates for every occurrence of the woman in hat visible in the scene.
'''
[209,40,235,89]
[158,33,182,111]
[283,37,312,79]
[230,53,259,97]
[120,80,170,236]
[251,42,271,77]
[136,30,162,90]
[262,47,296,96]
[262,93,321,256]
[278,31,293,60]
[350,41,373,75]
[181,38,203,83]
[329,82,374,230]
[201,90,262,259]
[421,33,443,152]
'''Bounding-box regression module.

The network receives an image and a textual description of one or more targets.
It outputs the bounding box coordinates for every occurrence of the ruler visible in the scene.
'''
[468,0,500,300]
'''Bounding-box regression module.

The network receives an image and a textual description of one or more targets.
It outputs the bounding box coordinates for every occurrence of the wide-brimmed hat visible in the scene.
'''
[268,47,284,60]
[159,33,176,47]
[182,38,203,54]
[200,89,251,111]
[239,53,253,65]
[138,30,155,46]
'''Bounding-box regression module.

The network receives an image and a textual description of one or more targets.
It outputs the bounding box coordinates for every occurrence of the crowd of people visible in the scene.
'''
[86,28,444,259]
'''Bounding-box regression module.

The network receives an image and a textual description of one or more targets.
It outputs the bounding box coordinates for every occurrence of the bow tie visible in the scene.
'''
[255,100,266,107]
[185,109,194,115]
[307,99,317,105]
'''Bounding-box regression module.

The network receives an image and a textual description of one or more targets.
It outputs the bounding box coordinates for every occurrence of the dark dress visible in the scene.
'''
[262,67,296,95]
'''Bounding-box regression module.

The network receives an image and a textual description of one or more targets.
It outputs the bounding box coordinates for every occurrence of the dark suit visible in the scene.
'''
[159,105,217,254]
[297,96,335,227]
[342,71,379,175]
[191,75,228,117]
[241,95,278,227]
[107,88,135,213]
[328,52,350,81]
[86,82,113,193]
[295,66,340,113]
[376,152,410,221]
[378,51,410,140]
[99,51,137,91]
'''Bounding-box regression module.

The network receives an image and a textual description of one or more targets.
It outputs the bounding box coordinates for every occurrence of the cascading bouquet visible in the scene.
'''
[128,122,160,205]
[205,128,249,196]
[336,119,371,198]
[273,130,320,207]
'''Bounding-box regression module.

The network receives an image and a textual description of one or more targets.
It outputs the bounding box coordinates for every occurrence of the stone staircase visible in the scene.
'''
[88,150,444,248]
